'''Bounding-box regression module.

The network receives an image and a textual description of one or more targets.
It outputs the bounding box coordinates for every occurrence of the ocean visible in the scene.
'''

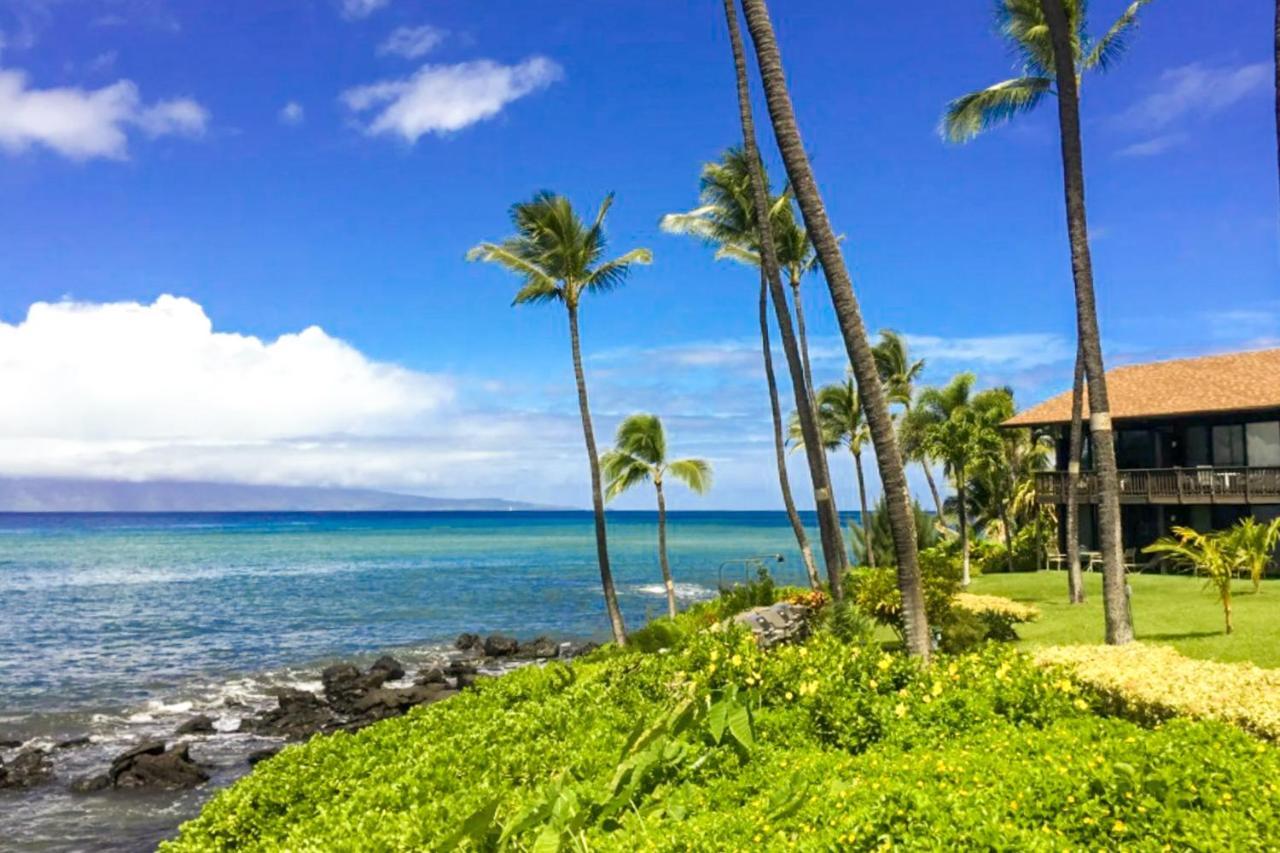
[0,510,833,851]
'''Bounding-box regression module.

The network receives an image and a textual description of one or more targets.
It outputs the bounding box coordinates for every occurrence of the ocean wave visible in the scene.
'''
[630,582,716,601]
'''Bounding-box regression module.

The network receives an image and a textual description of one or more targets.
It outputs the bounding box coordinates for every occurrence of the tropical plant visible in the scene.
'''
[716,5,850,601]
[943,0,1153,644]
[789,377,876,566]
[1222,516,1280,594]
[468,192,651,644]
[847,494,939,570]
[970,393,1054,572]
[914,375,1007,586]
[873,329,945,517]
[660,150,820,589]
[1145,527,1236,634]
[731,0,930,658]
[601,414,713,619]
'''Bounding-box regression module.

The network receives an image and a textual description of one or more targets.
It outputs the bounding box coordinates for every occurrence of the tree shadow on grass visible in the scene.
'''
[1139,630,1222,642]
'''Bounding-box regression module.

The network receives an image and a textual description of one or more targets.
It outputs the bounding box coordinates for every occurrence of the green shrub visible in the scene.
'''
[165,614,1280,851]
[713,565,776,617]
[845,544,961,642]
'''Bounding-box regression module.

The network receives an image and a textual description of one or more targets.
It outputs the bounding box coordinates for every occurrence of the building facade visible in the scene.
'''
[1004,348,1280,556]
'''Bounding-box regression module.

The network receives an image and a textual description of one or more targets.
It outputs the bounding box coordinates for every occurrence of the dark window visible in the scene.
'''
[1115,430,1156,469]
[1212,425,1246,466]
[1185,426,1211,467]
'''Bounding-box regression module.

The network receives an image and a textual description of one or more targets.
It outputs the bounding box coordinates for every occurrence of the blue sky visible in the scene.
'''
[0,0,1275,509]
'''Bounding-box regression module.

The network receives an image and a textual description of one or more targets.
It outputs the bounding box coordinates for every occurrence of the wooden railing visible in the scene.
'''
[1035,467,1280,505]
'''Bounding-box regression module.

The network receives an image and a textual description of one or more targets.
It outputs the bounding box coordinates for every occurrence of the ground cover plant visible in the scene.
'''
[166,585,1280,851]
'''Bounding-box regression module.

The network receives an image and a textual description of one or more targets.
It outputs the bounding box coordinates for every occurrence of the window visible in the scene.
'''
[1184,426,1210,467]
[1212,424,1246,466]
[1115,429,1156,469]
[1246,422,1280,467]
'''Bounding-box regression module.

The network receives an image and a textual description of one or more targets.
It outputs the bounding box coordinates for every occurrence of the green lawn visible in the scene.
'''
[969,570,1280,668]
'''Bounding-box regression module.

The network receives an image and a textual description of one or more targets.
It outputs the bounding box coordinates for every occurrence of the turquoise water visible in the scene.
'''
[0,511,832,849]
[0,511,827,716]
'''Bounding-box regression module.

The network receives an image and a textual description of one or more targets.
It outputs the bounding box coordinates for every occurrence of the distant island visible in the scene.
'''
[0,478,561,512]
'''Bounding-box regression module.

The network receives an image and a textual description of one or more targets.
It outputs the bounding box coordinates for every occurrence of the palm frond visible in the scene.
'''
[941,76,1052,143]
[612,413,666,466]
[668,458,713,494]
[583,247,653,297]
[1082,0,1151,72]
[466,242,561,305]
[601,450,653,502]
[713,242,760,268]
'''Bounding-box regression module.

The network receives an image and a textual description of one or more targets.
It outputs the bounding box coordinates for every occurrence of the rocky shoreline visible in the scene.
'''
[1,633,595,800]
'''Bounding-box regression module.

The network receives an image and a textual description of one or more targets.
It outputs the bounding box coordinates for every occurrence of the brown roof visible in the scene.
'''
[1004,348,1280,427]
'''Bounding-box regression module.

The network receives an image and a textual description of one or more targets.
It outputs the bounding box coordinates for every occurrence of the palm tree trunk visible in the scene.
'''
[759,275,821,588]
[655,480,677,620]
[723,0,847,599]
[1041,0,1133,645]
[790,275,817,405]
[921,462,945,520]
[1066,345,1086,604]
[958,476,971,587]
[735,0,928,658]
[567,303,627,645]
[1000,506,1015,573]
[853,449,874,568]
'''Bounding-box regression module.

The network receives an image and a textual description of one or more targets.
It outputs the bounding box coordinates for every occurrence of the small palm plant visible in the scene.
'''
[468,192,651,645]
[1145,527,1236,634]
[601,414,712,619]
[1223,517,1280,594]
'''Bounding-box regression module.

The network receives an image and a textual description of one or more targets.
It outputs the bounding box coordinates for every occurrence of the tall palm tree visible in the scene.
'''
[873,329,945,517]
[916,375,1006,586]
[943,0,1147,644]
[790,378,876,568]
[712,11,851,599]
[1065,346,1086,604]
[601,414,712,620]
[731,0,928,656]
[661,152,821,589]
[468,192,651,645]
[1040,0,1135,643]
[941,0,1153,143]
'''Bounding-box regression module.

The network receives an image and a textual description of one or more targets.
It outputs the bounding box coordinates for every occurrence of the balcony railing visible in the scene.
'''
[1035,467,1280,505]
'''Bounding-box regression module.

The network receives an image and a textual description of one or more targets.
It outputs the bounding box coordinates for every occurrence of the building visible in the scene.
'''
[1004,348,1280,555]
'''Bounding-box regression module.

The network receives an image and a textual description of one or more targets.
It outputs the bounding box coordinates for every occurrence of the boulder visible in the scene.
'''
[455,671,478,690]
[454,632,482,651]
[69,773,111,794]
[243,689,335,740]
[369,656,406,680]
[55,735,91,750]
[0,738,23,749]
[176,715,216,736]
[561,641,599,659]
[415,666,447,685]
[112,743,208,790]
[0,748,53,789]
[483,634,519,657]
[247,747,280,766]
[517,636,560,659]
[322,663,389,714]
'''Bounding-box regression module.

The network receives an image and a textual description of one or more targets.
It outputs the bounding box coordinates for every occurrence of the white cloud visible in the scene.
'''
[279,100,305,125]
[904,332,1073,371]
[1116,62,1268,132]
[378,24,446,59]
[342,57,563,142]
[1116,132,1186,158]
[340,0,389,20]
[0,68,208,160]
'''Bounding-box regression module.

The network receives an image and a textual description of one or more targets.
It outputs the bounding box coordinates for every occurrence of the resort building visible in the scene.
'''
[1005,348,1280,557]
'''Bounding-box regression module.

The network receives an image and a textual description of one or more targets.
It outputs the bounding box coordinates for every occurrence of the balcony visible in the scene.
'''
[1035,467,1280,505]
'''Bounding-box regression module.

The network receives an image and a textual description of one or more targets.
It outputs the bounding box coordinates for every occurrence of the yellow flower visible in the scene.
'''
[894,703,907,718]
[931,682,943,697]
[869,679,878,690]
[707,663,717,674]
[709,649,719,661]
[731,654,743,666]
[785,691,794,701]
[878,656,892,671]
[1112,820,1127,833]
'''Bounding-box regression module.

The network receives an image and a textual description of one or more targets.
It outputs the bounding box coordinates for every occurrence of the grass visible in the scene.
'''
[969,570,1280,668]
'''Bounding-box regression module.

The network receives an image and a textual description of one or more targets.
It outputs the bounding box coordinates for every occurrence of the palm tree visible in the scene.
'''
[942,0,1149,644]
[601,414,712,620]
[468,192,651,645]
[941,0,1153,143]
[916,375,1006,586]
[1065,346,1086,604]
[660,152,821,589]
[1040,0,1136,644]
[703,17,852,598]
[790,378,876,567]
[731,0,929,657]
[873,330,945,517]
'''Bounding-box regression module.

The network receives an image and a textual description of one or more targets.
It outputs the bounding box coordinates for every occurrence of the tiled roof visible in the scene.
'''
[1004,348,1280,427]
